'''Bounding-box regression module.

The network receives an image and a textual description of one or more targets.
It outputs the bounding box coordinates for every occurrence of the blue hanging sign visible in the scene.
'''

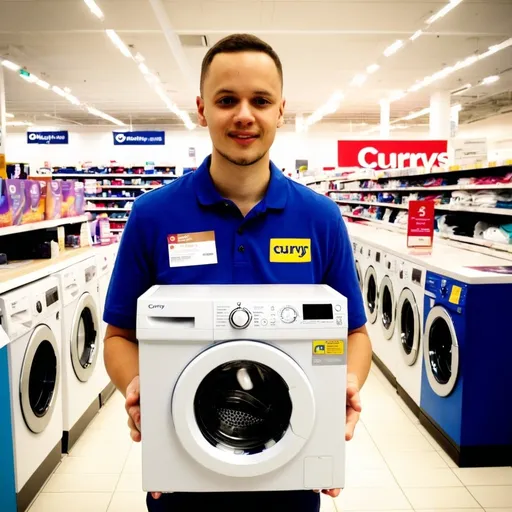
[113,131,165,146]
[27,131,69,145]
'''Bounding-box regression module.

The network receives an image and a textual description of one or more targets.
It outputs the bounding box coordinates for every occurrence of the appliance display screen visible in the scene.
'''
[302,304,333,320]
[412,268,423,284]
[46,287,59,307]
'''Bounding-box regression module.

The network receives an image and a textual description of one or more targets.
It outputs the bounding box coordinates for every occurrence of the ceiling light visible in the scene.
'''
[138,62,150,75]
[6,113,14,118]
[482,75,500,85]
[403,107,430,120]
[426,0,464,25]
[383,40,403,57]
[487,38,512,55]
[389,90,406,101]
[6,121,33,127]
[87,106,125,126]
[134,53,145,63]
[1,60,20,71]
[35,79,50,89]
[105,29,132,58]
[66,94,81,106]
[52,86,67,97]
[451,83,472,95]
[350,74,367,87]
[410,30,423,41]
[451,103,463,113]
[366,64,380,74]
[83,0,105,20]
[20,73,38,84]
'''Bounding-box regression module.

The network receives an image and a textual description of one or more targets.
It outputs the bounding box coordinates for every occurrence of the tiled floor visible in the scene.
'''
[28,364,512,511]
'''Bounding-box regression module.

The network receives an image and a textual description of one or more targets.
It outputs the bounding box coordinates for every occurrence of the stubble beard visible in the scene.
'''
[216,146,268,167]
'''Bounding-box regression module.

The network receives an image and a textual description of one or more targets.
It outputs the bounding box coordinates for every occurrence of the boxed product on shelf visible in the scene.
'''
[5,179,25,226]
[61,180,85,217]
[22,179,46,224]
[0,178,13,227]
[45,180,63,220]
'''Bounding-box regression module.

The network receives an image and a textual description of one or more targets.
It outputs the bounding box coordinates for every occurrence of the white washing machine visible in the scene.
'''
[56,256,102,452]
[351,239,364,290]
[395,259,426,410]
[137,284,348,493]
[0,276,62,511]
[377,251,399,378]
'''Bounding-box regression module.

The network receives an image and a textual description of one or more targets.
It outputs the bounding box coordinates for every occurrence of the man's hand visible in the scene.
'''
[125,375,162,500]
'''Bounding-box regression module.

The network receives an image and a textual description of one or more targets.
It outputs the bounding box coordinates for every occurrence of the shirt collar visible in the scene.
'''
[193,155,288,210]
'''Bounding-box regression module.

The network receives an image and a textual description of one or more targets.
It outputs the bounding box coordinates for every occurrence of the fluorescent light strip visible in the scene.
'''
[1,59,20,71]
[35,79,50,89]
[6,113,14,118]
[403,107,431,121]
[106,29,132,58]
[410,30,423,41]
[350,74,367,87]
[87,106,125,126]
[426,0,464,25]
[383,40,403,57]
[366,64,380,74]
[481,75,500,85]
[306,91,344,126]
[83,0,105,20]
[451,83,472,95]
[7,121,33,126]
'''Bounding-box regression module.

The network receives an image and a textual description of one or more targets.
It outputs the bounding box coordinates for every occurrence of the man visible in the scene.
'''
[103,33,372,512]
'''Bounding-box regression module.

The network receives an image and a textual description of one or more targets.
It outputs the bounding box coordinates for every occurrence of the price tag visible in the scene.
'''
[407,201,435,248]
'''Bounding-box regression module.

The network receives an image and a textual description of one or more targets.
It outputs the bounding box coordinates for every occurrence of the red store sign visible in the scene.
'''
[338,140,448,170]
[407,200,435,249]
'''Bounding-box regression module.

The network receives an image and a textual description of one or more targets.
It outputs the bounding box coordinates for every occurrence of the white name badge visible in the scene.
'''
[168,231,218,268]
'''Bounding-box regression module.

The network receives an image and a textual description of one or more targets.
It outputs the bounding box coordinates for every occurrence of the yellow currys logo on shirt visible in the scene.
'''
[270,238,311,263]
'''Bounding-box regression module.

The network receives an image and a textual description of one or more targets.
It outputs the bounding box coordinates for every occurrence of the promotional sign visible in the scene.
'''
[407,201,435,248]
[338,140,448,171]
[113,131,165,146]
[27,131,69,145]
[453,138,487,166]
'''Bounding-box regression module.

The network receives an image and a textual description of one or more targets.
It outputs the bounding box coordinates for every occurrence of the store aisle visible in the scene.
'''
[27,365,512,512]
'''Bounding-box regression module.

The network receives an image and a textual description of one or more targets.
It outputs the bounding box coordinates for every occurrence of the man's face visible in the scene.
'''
[197,51,285,167]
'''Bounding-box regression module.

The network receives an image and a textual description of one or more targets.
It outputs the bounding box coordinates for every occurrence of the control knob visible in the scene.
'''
[280,306,298,324]
[229,307,252,329]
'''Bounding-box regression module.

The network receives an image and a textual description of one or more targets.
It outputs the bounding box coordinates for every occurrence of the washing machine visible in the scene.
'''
[96,246,116,406]
[56,256,102,452]
[394,259,425,412]
[351,240,364,290]
[419,271,512,467]
[137,284,348,492]
[376,251,399,379]
[0,276,62,511]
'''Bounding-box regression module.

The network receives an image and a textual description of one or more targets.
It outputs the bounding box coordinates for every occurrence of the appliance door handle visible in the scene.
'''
[10,309,32,328]
[147,317,195,328]
[65,282,80,297]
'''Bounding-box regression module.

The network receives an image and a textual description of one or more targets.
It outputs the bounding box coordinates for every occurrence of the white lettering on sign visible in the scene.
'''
[357,147,448,171]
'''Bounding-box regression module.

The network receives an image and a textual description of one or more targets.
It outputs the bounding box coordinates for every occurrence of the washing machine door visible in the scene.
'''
[379,276,395,340]
[20,324,60,434]
[172,340,315,478]
[423,306,459,397]
[364,266,378,324]
[355,261,363,290]
[397,288,420,366]
[70,292,99,382]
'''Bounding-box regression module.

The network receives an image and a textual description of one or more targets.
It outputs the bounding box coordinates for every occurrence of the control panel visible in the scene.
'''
[215,300,346,330]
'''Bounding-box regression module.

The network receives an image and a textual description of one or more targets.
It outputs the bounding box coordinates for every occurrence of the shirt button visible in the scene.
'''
[238,245,245,253]
[237,227,243,235]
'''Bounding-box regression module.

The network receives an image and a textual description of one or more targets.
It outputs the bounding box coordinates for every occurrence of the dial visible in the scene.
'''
[229,307,252,329]
[280,306,298,324]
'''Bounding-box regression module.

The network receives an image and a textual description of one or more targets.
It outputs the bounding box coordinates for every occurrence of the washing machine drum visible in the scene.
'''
[71,292,100,382]
[21,324,60,434]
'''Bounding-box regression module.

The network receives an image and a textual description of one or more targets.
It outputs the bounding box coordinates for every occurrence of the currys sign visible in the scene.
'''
[338,140,448,171]
[27,131,69,145]
[113,131,165,146]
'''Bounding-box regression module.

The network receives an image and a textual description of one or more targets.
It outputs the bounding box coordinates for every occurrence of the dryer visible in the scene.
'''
[420,271,512,467]
[0,276,62,512]
[137,284,348,492]
[56,256,101,452]
[395,259,425,412]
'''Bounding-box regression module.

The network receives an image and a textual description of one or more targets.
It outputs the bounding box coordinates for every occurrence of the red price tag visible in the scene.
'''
[407,201,435,248]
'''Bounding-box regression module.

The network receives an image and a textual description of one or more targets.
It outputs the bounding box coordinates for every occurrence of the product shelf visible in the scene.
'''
[86,197,136,201]
[330,184,512,193]
[53,173,177,179]
[0,215,89,237]
[86,207,131,212]
[98,185,162,189]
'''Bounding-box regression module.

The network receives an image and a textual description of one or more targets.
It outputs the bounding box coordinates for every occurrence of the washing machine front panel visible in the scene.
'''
[364,266,378,324]
[20,324,60,434]
[70,292,99,382]
[397,287,420,366]
[171,340,315,478]
[379,275,396,340]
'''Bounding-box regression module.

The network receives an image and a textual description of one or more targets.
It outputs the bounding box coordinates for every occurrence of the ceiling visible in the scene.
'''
[0,0,511,130]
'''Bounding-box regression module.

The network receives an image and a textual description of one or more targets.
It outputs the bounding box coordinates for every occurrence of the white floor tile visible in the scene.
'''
[416,509,483,512]
[27,492,112,512]
[116,472,144,493]
[438,450,459,468]
[383,450,449,471]
[453,468,512,486]
[320,493,337,512]
[403,486,482,509]
[468,487,512,508]
[391,467,463,488]
[483,509,512,512]
[334,486,412,510]
[107,492,147,512]
[43,473,119,493]
[56,456,125,475]
[369,433,436,453]
[345,467,399,488]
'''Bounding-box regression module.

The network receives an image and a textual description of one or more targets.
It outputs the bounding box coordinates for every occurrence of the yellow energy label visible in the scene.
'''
[312,340,344,355]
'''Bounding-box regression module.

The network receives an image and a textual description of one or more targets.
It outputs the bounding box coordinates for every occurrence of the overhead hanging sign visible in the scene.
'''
[113,131,165,146]
[407,200,435,249]
[338,140,448,171]
[27,131,69,145]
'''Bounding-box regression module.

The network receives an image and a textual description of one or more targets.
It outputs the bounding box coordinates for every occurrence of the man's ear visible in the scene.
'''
[277,97,286,128]
[196,96,208,127]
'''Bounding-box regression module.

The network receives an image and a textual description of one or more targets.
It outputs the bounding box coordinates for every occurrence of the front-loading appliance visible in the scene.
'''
[137,284,348,492]
[96,247,116,406]
[395,259,425,413]
[0,276,62,512]
[351,240,364,290]
[56,256,101,452]
[420,271,512,467]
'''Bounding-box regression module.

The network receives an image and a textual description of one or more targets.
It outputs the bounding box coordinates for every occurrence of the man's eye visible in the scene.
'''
[254,97,271,106]
[218,97,236,106]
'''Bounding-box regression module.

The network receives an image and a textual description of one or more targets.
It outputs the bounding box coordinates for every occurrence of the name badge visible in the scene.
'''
[168,231,218,268]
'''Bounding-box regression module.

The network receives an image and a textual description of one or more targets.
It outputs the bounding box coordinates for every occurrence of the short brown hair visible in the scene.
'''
[200,34,283,96]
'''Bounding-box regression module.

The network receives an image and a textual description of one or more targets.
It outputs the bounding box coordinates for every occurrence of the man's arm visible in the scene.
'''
[347,324,372,388]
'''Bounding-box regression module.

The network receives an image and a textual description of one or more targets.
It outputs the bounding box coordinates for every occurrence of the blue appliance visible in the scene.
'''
[0,345,16,511]
[419,271,512,467]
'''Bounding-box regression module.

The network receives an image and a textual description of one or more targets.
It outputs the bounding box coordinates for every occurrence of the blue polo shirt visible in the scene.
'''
[104,156,366,331]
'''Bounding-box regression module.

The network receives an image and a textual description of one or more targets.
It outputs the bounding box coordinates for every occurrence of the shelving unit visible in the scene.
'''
[0,215,88,237]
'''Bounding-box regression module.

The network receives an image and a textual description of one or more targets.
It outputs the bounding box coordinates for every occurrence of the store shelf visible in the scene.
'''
[110,228,124,233]
[53,173,177,179]
[86,207,131,212]
[108,217,128,222]
[342,213,407,233]
[330,184,512,193]
[98,185,162,189]
[334,199,512,216]
[0,215,88,237]
[86,197,136,201]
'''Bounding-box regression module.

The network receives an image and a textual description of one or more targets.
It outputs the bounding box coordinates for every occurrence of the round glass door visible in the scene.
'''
[20,324,60,433]
[423,306,459,397]
[71,293,99,382]
[172,340,315,478]
[364,266,378,324]
[397,288,420,366]
[379,276,395,340]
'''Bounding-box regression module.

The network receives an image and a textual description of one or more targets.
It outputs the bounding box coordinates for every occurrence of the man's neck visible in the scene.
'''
[209,149,271,215]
